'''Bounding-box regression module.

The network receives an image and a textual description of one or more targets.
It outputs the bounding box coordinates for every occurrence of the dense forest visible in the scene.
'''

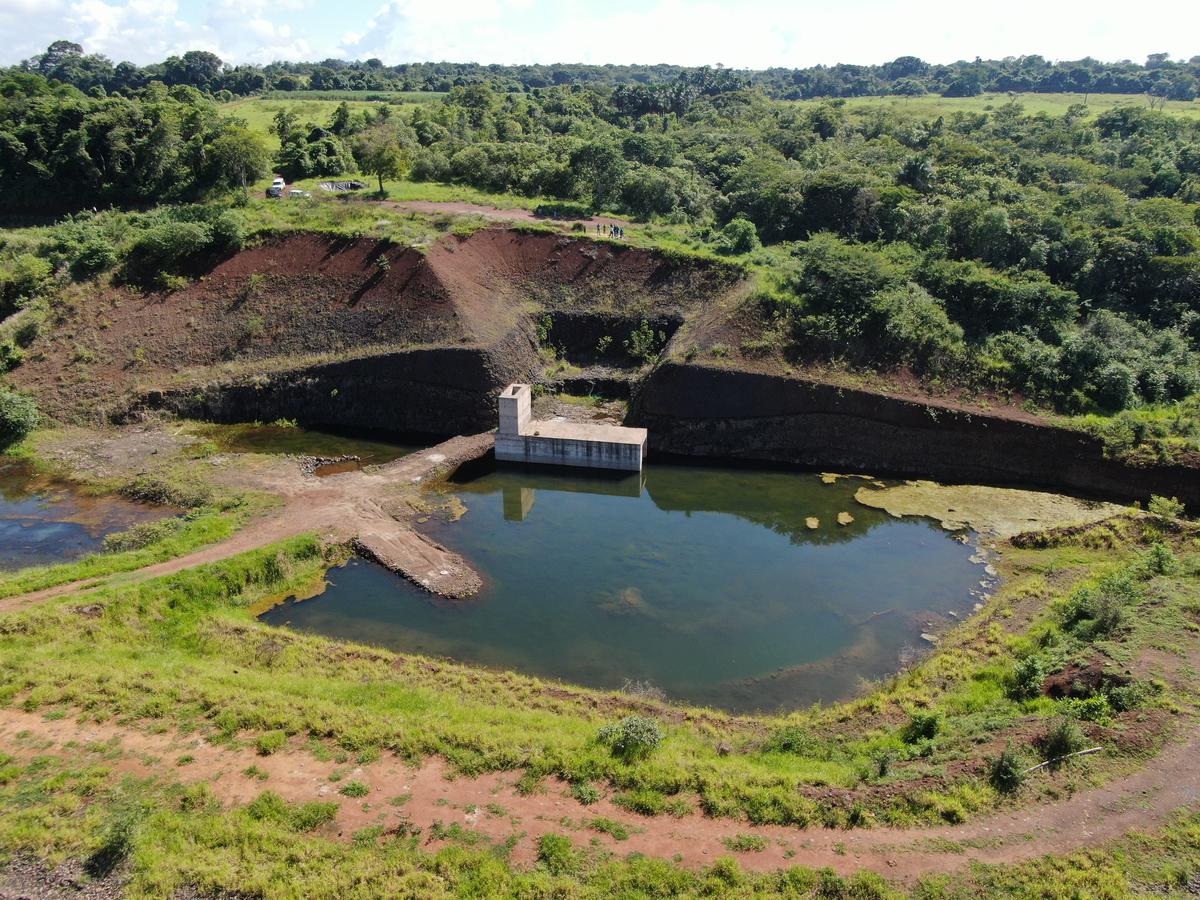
[2,51,1199,435]
[9,40,1200,101]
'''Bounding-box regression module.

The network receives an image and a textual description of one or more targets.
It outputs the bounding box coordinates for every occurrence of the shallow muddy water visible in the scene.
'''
[261,462,991,713]
[191,423,420,473]
[0,459,169,571]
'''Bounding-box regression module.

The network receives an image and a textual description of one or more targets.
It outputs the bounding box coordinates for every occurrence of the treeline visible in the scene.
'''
[0,73,269,213]
[395,84,1200,416]
[11,40,1200,101]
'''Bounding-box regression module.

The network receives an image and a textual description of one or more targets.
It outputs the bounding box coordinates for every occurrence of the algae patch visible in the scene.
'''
[853,481,1125,537]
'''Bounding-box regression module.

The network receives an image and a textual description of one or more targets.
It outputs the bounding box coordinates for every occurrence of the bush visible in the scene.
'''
[70,238,118,280]
[101,518,183,553]
[988,745,1026,794]
[763,725,818,755]
[1064,695,1113,723]
[1060,570,1140,639]
[1148,495,1186,518]
[536,833,578,876]
[900,711,941,744]
[339,780,369,797]
[1006,655,1047,701]
[715,219,761,255]
[1108,679,1160,712]
[254,730,287,755]
[597,715,663,761]
[1141,542,1178,575]
[571,782,601,805]
[1041,718,1087,765]
[624,320,666,362]
[0,387,38,450]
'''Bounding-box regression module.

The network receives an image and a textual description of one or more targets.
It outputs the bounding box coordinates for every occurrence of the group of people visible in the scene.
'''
[596,222,625,239]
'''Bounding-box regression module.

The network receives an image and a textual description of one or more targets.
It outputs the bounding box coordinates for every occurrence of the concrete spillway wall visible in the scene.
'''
[631,363,1200,508]
[495,383,647,471]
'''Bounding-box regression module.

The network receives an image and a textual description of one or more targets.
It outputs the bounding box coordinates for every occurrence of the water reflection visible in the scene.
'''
[262,462,984,712]
[0,459,170,570]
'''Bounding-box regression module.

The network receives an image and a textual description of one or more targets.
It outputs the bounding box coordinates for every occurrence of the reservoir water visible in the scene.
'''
[0,459,169,571]
[261,461,987,712]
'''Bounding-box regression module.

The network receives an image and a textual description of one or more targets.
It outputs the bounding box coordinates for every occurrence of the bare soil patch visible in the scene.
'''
[2,708,1198,882]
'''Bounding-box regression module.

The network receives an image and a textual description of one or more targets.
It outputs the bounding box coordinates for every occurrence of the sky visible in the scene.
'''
[0,0,1197,69]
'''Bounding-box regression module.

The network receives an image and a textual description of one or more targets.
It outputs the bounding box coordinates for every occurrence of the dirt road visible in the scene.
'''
[0,432,494,615]
[1,707,1195,881]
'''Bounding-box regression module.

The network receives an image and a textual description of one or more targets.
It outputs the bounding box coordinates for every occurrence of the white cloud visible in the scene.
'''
[1,0,1198,69]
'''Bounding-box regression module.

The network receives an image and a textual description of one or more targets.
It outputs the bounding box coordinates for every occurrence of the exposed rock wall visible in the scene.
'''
[135,330,537,437]
[631,364,1199,508]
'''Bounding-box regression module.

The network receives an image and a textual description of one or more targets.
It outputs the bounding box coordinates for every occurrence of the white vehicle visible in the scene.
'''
[271,176,285,188]
[288,189,311,199]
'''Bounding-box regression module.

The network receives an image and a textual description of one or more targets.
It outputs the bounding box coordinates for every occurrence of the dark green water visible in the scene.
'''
[0,459,169,571]
[261,463,987,712]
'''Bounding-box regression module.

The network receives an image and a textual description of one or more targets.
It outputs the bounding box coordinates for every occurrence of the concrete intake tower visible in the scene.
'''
[494,384,647,471]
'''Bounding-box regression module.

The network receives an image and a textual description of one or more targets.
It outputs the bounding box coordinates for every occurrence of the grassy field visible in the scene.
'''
[793,91,1200,120]
[222,96,433,150]
[259,90,446,103]
[0,497,1196,894]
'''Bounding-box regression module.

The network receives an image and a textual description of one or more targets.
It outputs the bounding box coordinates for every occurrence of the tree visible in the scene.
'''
[210,127,270,196]
[354,127,409,194]
[34,40,83,75]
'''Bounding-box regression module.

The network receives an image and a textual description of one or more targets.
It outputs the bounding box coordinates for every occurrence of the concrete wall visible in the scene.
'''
[495,433,646,471]
[631,362,1200,508]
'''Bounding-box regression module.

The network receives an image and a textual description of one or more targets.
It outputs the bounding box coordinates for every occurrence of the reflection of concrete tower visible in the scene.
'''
[502,485,536,521]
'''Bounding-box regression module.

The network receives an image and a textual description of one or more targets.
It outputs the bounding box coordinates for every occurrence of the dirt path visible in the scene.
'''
[381,199,629,231]
[0,432,494,615]
[3,708,1196,881]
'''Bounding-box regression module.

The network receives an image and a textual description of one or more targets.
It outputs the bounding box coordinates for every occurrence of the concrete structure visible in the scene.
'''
[495,383,647,471]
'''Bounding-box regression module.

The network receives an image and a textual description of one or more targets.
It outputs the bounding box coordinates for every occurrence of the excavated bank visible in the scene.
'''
[9,226,1197,507]
[629,364,1199,508]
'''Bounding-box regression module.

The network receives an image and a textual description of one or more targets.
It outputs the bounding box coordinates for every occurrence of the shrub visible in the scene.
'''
[624,320,666,362]
[988,745,1026,794]
[70,238,118,280]
[1141,542,1178,576]
[715,218,761,255]
[597,715,663,760]
[0,387,38,450]
[254,730,287,756]
[571,782,600,805]
[1007,655,1047,701]
[1060,570,1140,639]
[764,725,818,755]
[339,780,369,798]
[1108,679,1160,712]
[536,833,578,876]
[722,833,768,852]
[101,518,183,553]
[613,788,667,816]
[1064,695,1113,723]
[900,711,941,744]
[1041,718,1087,765]
[1148,495,1186,519]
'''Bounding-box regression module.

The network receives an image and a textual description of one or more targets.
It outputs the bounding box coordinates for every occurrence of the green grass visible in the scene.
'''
[0,502,258,599]
[792,91,1200,121]
[222,97,431,150]
[0,516,1198,894]
[5,744,1200,897]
